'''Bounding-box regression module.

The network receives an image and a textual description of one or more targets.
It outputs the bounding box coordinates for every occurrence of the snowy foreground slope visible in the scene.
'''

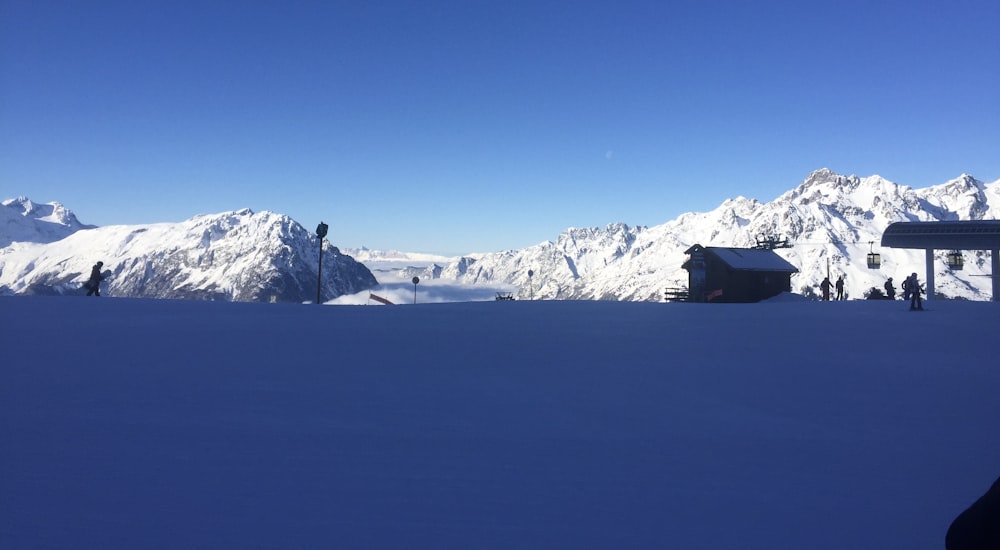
[2,296,998,549]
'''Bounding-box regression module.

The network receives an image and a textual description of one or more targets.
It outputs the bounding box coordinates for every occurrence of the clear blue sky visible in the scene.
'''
[3,0,998,255]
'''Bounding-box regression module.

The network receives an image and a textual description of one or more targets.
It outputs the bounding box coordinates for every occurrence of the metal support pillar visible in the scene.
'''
[925,249,935,301]
[993,249,999,302]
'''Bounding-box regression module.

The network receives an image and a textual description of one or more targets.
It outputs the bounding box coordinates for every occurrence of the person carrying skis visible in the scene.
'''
[85,261,105,297]
[884,277,896,300]
[907,273,923,311]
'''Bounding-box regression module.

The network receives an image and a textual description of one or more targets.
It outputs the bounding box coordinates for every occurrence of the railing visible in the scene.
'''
[663,287,690,302]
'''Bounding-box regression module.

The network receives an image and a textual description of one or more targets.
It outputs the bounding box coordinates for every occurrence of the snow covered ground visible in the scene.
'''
[2,293,998,549]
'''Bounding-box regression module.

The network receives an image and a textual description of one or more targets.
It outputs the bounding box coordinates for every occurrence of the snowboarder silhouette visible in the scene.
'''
[84,261,105,297]
[884,277,896,300]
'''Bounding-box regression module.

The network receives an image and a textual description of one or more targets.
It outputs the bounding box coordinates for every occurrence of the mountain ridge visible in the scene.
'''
[3,169,998,302]
[1,196,95,247]
[410,169,998,301]
[0,207,376,302]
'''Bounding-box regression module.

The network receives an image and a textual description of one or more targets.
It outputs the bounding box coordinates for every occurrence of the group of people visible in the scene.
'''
[819,276,846,301]
[886,272,925,310]
[821,272,924,310]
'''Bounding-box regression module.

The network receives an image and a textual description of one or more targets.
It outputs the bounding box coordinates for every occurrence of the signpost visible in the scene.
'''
[412,276,419,304]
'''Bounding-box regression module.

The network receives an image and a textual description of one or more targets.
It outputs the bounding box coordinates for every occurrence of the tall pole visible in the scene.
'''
[316,222,329,305]
[317,241,323,304]
[412,276,419,304]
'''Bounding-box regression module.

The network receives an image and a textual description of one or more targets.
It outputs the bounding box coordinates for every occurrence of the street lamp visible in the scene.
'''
[528,269,534,300]
[316,222,328,304]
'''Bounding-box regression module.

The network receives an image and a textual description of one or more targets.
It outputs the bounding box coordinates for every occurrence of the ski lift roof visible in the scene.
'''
[880,220,1000,250]
[684,245,799,272]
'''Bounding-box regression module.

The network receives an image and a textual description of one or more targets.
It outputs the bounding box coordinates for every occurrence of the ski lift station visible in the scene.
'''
[880,220,1000,302]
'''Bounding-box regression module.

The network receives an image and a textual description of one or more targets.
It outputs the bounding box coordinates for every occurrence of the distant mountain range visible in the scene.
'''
[0,200,375,302]
[390,169,1000,301]
[3,169,998,302]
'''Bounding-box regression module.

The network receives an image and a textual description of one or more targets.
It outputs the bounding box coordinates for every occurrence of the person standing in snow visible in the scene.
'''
[946,474,1000,549]
[907,273,923,310]
[884,277,896,300]
[85,261,105,297]
[835,276,845,300]
[819,277,834,301]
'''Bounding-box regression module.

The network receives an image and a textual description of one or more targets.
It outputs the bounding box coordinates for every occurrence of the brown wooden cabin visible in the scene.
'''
[681,244,798,303]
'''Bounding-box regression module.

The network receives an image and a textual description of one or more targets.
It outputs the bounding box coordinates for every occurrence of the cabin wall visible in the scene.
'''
[703,263,792,303]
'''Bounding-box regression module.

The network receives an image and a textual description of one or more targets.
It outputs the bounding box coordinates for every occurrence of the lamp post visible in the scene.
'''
[412,276,419,304]
[528,269,534,300]
[316,222,328,304]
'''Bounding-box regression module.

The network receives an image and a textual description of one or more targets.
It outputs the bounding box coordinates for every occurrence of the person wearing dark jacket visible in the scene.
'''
[884,278,896,300]
[820,277,834,301]
[85,261,104,297]
[946,475,1000,549]
[907,273,923,310]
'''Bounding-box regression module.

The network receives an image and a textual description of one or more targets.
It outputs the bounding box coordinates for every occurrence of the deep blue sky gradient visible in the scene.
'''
[3,0,998,254]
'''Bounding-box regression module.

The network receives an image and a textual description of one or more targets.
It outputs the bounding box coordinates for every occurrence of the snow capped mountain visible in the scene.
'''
[0,208,376,302]
[4,169,997,303]
[1,196,94,247]
[423,169,999,301]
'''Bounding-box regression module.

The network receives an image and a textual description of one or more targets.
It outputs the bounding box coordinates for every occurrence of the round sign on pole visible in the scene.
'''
[411,277,419,304]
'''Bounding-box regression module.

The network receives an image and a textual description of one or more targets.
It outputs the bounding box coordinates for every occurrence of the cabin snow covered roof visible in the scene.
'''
[683,245,799,273]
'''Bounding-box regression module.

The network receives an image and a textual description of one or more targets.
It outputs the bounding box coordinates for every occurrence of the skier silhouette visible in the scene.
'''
[835,276,845,300]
